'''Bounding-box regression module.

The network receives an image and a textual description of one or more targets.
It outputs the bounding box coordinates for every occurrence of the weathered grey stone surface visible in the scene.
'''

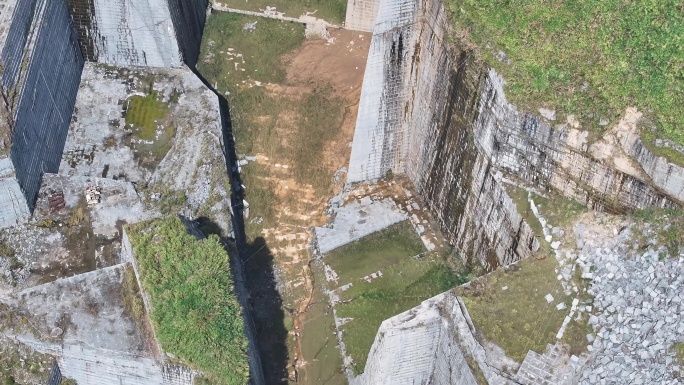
[475,73,677,212]
[352,292,480,385]
[315,195,407,254]
[614,112,684,203]
[515,343,584,385]
[345,0,381,32]
[89,0,182,67]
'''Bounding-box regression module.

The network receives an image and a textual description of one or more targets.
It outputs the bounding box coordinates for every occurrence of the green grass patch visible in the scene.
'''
[327,221,468,374]
[297,261,347,385]
[504,183,587,232]
[448,1,684,146]
[456,256,573,363]
[674,342,684,365]
[125,92,169,138]
[198,13,305,164]
[124,91,175,168]
[239,163,279,239]
[325,221,427,286]
[504,184,544,238]
[532,191,588,229]
[336,259,468,374]
[217,0,347,24]
[127,217,249,384]
[121,265,145,321]
[291,84,345,192]
[632,207,684,257]
[501,184,591,357]
[640,129,684,168]
[199,13,304,89]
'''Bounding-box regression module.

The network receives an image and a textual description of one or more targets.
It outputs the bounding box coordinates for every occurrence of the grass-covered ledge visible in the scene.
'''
[447,1,684,146]
[126,217,249,384]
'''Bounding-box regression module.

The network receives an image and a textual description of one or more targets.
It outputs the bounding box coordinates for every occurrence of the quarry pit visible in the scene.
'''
[0,1,683,385]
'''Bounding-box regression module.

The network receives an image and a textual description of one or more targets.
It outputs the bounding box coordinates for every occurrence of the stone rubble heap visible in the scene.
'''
[575,217,683,385]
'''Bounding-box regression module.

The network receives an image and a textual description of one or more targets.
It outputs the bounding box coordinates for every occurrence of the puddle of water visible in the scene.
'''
[122,93,176,171]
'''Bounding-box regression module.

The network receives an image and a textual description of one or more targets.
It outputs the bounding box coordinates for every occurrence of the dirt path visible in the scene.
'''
[247,29,370,383]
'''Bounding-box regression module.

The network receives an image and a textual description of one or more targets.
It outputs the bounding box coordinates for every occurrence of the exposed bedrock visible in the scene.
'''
[67,0,208,68]
[2,0,84,210]
[348,0,681,270]
[166,0,209,68]
[0,0,209,214]
[351,292,479,385]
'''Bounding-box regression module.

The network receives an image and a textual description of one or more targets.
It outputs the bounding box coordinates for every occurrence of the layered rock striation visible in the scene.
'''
[347,0,682,270]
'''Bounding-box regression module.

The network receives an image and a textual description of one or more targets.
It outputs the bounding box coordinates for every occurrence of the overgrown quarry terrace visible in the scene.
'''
[0,1,683,385]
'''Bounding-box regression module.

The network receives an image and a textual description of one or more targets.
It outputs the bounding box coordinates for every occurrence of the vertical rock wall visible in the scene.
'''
[347,0,418,183]
[345,0,380,32]
[3,0,84,209]
[69,0,182,67]
[617,131,684,203]
[474,72,678,212]
[166,0,209,68]
[68,0,208,68]
[0,158,30,227]
[349,0,681,269]
[352,292,478,385]
[349,0,538,269]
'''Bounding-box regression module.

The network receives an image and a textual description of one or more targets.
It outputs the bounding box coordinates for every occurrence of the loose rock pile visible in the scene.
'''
[575,215,683,384]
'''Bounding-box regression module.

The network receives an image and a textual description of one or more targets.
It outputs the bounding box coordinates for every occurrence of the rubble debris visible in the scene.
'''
[48,190,66,212]
[85,185,102,205]
[243,21,258,32]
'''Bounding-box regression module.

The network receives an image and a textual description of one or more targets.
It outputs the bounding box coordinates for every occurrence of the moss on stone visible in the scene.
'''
[456,256,572,363]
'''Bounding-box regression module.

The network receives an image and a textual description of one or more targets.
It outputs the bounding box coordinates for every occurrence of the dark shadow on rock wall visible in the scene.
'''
[190,65,285,384]
[195,217,289,384]
[243,237,290,384]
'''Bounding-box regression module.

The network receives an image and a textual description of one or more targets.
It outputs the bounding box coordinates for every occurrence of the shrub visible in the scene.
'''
[127,217,249,384]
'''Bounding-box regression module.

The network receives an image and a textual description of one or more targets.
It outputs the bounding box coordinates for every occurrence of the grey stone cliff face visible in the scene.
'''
[349,0,539,270]
[2,0,84,210]
[352,292,480,385]
[348,0,682,270]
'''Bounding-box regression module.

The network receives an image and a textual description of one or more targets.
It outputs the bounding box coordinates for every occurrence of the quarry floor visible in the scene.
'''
[198,15,372,384]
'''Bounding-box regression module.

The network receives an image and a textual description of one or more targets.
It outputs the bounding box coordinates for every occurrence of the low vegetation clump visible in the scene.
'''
[123,89,176,169]
[0,238,14,259]
[0,340,51,385]
[126,217,249,384]
[457,256,584,362]
[674,342,684,365]
[448,1,684,146]
[121,266,144,321]
[326,221,468,374]
[632,208,684,257]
